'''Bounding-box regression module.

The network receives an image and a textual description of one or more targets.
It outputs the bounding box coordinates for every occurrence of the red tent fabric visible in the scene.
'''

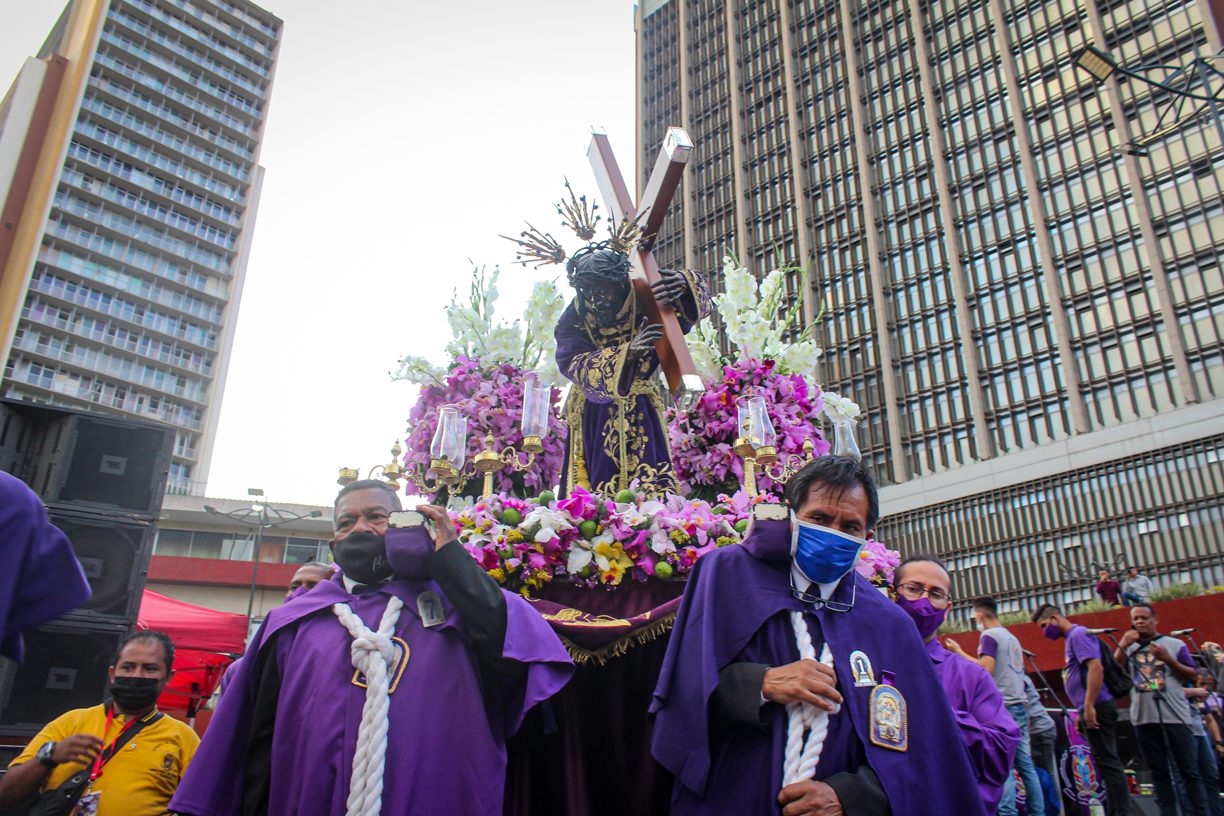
[136,589,248,714]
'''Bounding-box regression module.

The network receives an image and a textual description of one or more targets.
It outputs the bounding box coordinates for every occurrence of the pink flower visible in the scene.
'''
[558,486,599,520]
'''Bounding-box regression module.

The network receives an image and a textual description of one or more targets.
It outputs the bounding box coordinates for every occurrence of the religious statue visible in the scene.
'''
[555,243,711,497]
[502,127,711,499]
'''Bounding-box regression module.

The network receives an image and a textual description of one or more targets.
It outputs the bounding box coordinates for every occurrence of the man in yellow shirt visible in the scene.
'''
[0,630,199,815]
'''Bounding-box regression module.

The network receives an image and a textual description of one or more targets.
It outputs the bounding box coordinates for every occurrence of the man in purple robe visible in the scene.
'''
[169,480,573,816]
[0,471,91,662]
[889,554,1020,813]
[554,244,711,498]
[651,457,989,816]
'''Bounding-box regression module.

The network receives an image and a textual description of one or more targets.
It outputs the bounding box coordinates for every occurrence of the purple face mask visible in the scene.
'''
[896,595,946,640]
[1043,622,1062,640]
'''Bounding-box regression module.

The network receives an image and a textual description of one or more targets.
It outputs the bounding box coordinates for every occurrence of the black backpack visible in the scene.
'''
[1097,638,1137,698]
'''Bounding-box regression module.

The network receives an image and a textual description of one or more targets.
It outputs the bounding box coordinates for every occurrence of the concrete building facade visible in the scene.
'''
[0,0,281,494]
[637,0,1224,617]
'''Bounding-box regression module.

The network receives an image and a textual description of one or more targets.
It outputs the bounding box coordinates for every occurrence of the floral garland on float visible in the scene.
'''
[448,485,902,595]
[391,267,568,498]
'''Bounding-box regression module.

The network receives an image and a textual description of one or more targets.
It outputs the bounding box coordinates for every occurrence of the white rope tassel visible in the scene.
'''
[333,597,404,816]
[782,610,839,788]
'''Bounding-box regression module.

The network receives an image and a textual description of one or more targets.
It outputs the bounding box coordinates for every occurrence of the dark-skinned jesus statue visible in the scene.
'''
[554,243,711,499]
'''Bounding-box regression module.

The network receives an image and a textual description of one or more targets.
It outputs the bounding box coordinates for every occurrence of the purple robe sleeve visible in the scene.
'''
[979,633,999,661]
[938,652,1022,812]
[0,472,91,661]
[501,592,575,732]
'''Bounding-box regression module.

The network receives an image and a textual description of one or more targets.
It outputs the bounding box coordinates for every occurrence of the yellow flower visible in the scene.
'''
[594,541,634,586]
[489,568,506,583]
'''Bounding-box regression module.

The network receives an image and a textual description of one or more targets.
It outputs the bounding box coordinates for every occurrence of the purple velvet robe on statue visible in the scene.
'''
[169,570,573,816]
[651,519,989,816]
[554,269,711,499]
[0,472,91,662]
[926,635,1021,813]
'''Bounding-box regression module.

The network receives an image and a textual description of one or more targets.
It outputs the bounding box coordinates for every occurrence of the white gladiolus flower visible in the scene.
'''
[822,391,862,421]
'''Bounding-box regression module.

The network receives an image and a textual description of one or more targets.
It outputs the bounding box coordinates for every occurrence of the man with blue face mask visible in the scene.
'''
[652,457,989,816]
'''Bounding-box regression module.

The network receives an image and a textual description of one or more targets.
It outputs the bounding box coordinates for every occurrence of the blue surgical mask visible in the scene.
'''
[790,516,869,586]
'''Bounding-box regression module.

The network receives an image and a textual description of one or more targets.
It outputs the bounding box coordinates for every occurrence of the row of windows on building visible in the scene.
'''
[152,528,331,565]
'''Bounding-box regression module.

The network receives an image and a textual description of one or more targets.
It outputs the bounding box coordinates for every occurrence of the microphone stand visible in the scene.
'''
[1024,649,1069,814]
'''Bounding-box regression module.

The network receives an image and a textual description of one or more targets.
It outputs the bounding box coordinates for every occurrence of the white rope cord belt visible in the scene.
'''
[334,597,404,816]
[782,610,840,788]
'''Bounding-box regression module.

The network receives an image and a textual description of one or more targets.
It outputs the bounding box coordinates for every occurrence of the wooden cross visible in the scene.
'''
[587,127,704,408]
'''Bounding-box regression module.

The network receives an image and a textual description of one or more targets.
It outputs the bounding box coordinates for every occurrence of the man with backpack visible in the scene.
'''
[1033,603,1132,816]
[1115,604,1207,816]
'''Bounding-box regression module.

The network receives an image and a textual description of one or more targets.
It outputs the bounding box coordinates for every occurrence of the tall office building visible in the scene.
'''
[0,0,280,494]
[637,0,1224,616]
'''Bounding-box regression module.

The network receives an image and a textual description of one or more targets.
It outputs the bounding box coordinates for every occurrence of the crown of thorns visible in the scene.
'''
[500,180,646,272]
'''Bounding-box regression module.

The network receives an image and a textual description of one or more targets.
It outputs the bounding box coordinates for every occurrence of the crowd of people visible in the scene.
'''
[1096,566,1159,607]
[2,462,1222,816]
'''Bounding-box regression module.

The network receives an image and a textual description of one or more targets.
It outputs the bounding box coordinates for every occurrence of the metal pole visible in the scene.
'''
[1196,59,1224,151]
[245,504,266,622]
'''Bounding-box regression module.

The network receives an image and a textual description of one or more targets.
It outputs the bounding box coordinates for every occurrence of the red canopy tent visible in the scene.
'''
[136,590,247,718]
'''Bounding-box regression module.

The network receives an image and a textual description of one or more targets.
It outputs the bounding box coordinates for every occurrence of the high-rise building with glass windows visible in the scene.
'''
[0,0,279,495]
[637,0,1224,617]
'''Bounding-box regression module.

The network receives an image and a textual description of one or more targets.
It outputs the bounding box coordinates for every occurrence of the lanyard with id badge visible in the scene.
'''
[74,707,161,816]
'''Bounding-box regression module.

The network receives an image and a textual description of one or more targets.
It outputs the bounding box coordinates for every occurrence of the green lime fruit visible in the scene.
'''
[614,489,636,504]
[578,564,594,579]
[497,547,513,559]
[579,519,599,539]
[502,508,523,526]
[734,519,749,533]
[537,490,556,506]
[654,562,674,580]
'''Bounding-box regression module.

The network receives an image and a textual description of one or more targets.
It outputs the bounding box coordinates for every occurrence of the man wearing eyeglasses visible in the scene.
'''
[651,457,988,816]
[948,597,1047,816]
[890,556,1020,814]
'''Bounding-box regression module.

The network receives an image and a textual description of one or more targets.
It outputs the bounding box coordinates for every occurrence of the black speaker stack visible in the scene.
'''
[0,398,174,738]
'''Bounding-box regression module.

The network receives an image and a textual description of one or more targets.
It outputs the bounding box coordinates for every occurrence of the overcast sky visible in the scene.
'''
[2,0,638,507]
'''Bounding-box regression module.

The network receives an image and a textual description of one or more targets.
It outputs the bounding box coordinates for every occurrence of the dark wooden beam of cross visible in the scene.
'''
[587,126,704,408]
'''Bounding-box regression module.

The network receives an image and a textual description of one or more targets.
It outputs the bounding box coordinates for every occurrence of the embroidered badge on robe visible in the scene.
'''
[417,591,446,628]
[869,684,907,751]
[850,650,876,687]
[351,636,410,694]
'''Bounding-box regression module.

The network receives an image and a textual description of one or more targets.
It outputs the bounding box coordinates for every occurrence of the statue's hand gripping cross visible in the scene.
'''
[587,127,704,410]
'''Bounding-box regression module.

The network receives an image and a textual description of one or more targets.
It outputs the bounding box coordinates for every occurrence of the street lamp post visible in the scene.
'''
[204,489,323,622]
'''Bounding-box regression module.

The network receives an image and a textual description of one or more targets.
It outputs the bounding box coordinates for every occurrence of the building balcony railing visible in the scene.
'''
[60,166,236,251]
[68,138,242,226]
[94,50,259,142]
[166,478,207,495]
[108,6,267,100]
[88,76,254,166]
[122,0,271,77]
[11,337,210,404]
[207,0,279,42]
[163,0,276,58]
[75,116,245,203]
[46,206,231,296]
[30,263,223,341]
[5,361,205,431]
[100,29,263,120]
[21,303,215,377]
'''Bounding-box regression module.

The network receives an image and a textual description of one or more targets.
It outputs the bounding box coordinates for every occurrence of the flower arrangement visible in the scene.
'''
[450,487,902,595]
[857,539,901,587]
[668,358,832,501]
[392,266,564,387]
[822,391,862,423]
[687,254,824,385]
[667,255,832,499]
[401,357,568,497]
[392,267,568,497]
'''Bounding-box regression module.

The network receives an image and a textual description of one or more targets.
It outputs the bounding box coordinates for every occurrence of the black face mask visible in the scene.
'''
[109,676,162,711]
[332,531,395,585]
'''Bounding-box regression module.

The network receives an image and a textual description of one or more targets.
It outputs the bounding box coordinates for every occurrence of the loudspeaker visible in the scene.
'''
[0,620,127,738]
[45,508,155,624]
[1130,793,1162,815]
[0,399,173,517]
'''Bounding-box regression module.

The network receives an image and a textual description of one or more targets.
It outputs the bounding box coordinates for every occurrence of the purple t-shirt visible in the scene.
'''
[1062,625,1114,709]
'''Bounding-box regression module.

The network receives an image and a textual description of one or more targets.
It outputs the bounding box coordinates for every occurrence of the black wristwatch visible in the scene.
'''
[36,741,58,769]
